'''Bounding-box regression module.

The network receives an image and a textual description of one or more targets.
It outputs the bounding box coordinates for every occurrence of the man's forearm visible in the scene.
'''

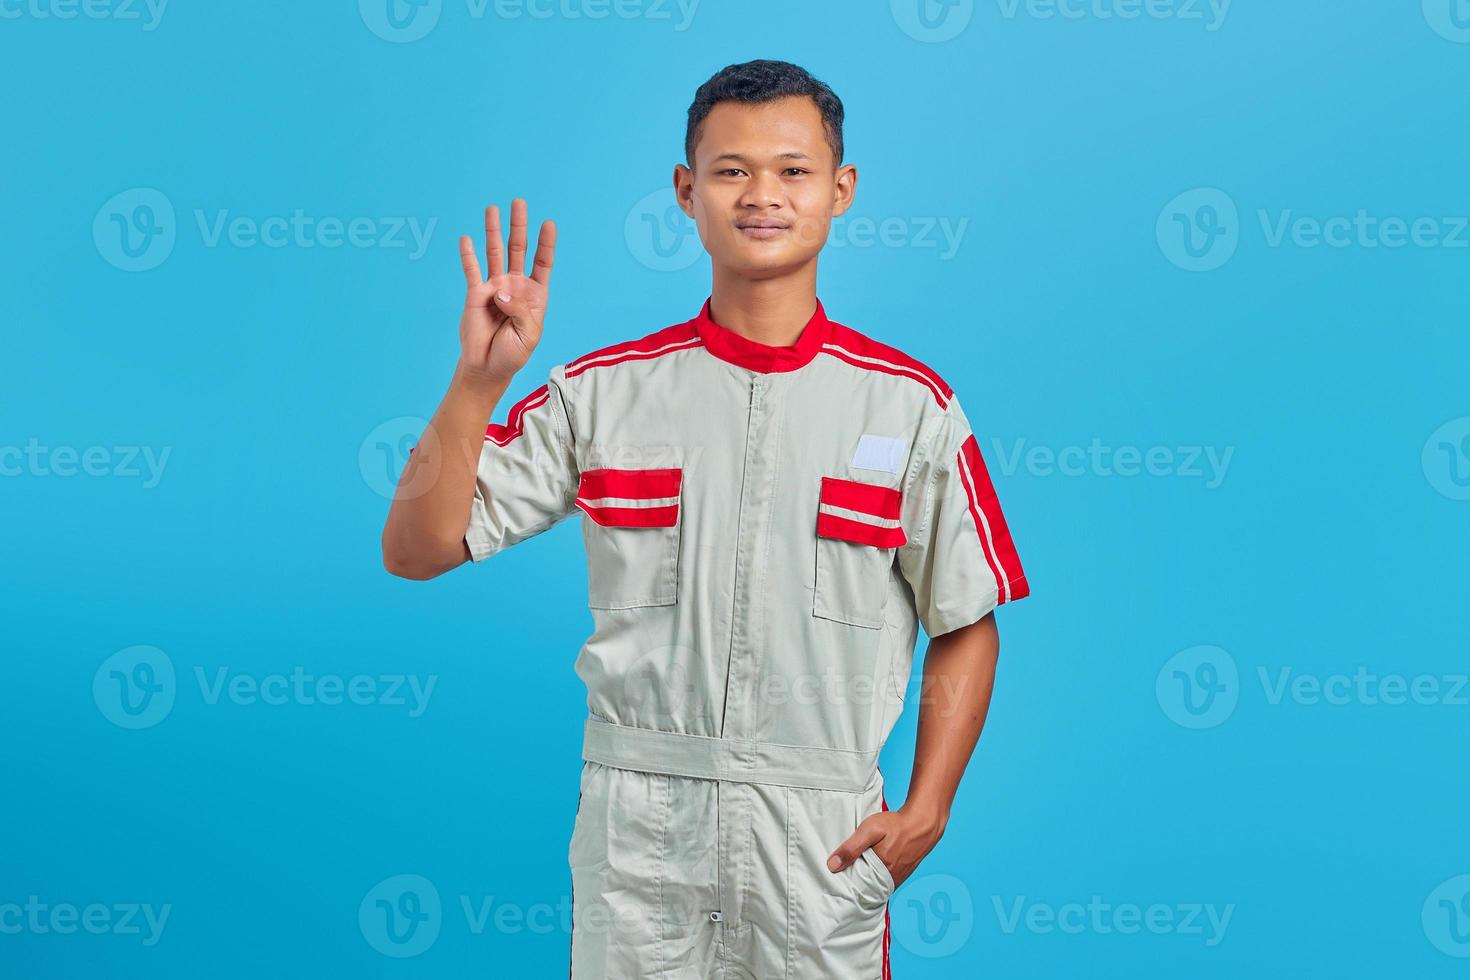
[380,363,508,579]
[902,612,1000,832]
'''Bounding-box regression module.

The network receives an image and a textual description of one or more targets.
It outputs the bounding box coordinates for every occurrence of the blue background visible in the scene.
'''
[4,1,1469,976]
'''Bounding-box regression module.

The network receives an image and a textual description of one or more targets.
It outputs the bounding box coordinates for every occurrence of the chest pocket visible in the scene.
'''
[576,447,683,610]
[813,476,907,629]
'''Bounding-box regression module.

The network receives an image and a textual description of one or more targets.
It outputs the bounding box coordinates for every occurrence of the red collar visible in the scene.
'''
[691,296,833,373]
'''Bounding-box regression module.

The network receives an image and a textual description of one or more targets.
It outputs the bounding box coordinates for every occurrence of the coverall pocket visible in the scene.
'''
[813,476,906,630]
[576,453,683,609]
[852,846,897,911]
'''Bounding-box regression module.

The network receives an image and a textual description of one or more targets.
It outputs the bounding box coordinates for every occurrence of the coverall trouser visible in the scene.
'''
[569,721,895,979]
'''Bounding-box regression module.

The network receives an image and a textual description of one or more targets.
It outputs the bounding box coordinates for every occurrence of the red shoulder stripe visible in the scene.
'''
[485,384,550,447]
[565,324,701,379]
[819,324,954,408]
[956,433,1029,603]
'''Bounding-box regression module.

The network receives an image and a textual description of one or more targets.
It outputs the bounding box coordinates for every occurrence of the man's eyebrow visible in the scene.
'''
[708,151,814,165]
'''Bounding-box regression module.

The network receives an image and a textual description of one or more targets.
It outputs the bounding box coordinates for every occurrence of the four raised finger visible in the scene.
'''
[531,219,557,287]
[507,198,528,276]
[458,234,483,288]
[470,200,553,290]
[484,205,505,280]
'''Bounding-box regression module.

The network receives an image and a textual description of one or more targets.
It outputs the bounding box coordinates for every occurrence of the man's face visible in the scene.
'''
[676,96,856,278]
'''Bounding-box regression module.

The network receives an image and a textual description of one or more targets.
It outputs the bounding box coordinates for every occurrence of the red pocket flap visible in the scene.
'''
[576,467,682,528]
[817,477,906,547]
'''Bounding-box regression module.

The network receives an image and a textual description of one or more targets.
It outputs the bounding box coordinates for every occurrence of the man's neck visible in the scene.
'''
[707,271,820,348]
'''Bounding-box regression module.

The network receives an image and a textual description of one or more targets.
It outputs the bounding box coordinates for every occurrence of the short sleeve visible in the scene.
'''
[898,393,1030,637]
[464,364,580,563]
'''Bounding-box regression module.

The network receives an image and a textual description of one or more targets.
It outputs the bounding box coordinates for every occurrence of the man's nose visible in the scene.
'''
[739,172,784,209]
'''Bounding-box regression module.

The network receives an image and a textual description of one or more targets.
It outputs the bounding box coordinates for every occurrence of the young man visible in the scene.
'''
[381,59,1028,979]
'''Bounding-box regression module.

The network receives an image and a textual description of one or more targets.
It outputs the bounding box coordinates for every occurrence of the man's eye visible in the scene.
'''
[718,169,745,177]
[784,168,809,176]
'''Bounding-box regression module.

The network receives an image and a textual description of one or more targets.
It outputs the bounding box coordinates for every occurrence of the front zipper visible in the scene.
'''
[717,374,761,737]
[714,373,761,958]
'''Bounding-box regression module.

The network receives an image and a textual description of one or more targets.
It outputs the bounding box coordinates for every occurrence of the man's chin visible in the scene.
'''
[714,244,813,275]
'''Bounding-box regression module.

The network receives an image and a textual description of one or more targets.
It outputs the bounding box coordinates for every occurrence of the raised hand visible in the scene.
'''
[457,198,556,385]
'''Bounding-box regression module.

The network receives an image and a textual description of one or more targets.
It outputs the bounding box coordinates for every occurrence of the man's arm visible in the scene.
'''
[380,199,557,580]
[380,370,508,579]
[827,612,999,886]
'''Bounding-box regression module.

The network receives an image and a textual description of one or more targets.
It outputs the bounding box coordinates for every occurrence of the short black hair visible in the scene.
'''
[685,59,845,169]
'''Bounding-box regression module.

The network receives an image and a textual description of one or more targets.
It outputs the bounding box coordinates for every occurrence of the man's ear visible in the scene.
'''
[831,163,858,219]
[673,164,695,218]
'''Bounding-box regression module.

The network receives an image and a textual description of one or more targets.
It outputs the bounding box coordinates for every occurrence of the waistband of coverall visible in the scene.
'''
[581,717,881,793]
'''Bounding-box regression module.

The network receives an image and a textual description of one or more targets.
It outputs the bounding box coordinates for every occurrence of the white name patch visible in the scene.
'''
[850,434,908,474]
